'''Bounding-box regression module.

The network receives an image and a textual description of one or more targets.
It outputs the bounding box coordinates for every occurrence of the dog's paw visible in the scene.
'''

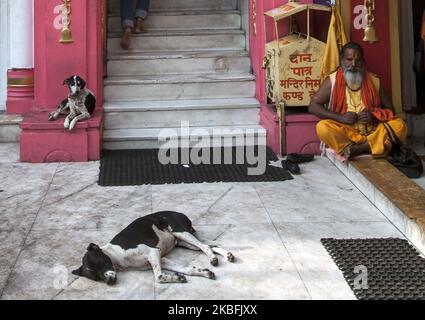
[64,119,70,129]
[203,269,215,280]
[226,252,235,263]
[48,112,57,121]
[69,119,77,131]
[209,256,219,267]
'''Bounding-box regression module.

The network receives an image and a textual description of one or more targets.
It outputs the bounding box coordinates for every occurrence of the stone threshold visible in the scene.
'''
[0,113,23,142]
[0,113,23,125]
[327,151,425,255]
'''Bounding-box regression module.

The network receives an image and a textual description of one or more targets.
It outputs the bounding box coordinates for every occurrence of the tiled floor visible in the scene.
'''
[0,143,410,300]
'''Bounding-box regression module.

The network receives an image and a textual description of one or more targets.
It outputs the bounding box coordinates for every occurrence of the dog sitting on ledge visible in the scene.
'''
[72,211,235,285]
[48,75,96,130]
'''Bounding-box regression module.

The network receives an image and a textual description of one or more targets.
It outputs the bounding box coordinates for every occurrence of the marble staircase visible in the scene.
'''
[103,0,264,149]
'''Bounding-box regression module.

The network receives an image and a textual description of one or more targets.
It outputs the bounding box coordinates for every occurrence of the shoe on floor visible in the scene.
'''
[281,159,300,175]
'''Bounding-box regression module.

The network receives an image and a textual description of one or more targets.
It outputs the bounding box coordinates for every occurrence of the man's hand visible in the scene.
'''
[339,112,358,125]
[357,111,376,125]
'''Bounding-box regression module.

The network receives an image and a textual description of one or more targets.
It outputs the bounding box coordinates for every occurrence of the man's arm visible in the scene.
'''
[308,77,358,125]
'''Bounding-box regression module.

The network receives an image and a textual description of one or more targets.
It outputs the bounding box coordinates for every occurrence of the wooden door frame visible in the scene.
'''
[389,0,403,115]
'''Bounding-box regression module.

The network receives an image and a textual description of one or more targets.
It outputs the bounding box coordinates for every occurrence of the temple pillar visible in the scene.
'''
[6,0,35,114]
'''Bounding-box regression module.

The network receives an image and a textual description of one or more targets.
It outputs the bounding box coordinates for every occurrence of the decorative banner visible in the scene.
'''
[264,3,330,106]
[266,35,325,106]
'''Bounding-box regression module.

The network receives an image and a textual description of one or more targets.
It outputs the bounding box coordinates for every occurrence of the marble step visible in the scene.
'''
[0,114,22,142]
[107,29,245,52]
[108,10,241,33]
[103,124,266,150]
[107,50,251,76]
[103,98,260,129]
[108,0,238,13]
[104,73,256,101]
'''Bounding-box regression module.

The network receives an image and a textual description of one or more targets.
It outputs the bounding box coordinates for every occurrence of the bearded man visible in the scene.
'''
[309,42,406,160]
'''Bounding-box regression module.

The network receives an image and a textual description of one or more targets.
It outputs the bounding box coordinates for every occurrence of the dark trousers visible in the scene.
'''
[120,0,150,29]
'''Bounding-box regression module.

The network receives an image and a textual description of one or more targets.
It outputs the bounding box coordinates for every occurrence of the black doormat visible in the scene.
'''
[321,238,425,300]
[98,147,292,186]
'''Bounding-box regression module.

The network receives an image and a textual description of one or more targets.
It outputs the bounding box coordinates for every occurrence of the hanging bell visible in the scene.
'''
[60,27,74,43]
[363,25,379,44]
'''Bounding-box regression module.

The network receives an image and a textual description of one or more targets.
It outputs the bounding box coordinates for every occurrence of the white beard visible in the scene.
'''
[342,67,364,91]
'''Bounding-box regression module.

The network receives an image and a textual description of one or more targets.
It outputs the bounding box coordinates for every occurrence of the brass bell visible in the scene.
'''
[60,27,74,43]
[363,25,378,44]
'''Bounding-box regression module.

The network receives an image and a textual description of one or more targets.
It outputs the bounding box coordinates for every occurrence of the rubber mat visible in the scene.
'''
[321,238,425,300]
[98,147,293,186]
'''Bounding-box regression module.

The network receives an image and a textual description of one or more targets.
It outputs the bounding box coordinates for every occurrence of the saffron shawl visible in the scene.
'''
[330,68,394,122]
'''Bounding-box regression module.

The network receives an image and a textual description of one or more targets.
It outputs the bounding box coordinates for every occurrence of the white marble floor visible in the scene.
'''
[0,143,408,300]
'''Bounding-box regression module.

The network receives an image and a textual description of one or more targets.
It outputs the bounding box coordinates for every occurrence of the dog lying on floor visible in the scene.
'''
[48,75,96,131]
[72,211,235,285]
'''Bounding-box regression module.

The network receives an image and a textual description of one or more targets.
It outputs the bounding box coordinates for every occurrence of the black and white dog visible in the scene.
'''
[48,75,96,130]
[72,211,235,285]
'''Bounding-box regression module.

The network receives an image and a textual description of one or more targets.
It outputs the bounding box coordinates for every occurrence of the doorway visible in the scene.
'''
[412,0,425,111]
[401,0,425,113]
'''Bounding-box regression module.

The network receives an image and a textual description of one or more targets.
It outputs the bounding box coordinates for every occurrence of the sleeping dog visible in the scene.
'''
[72,211,235,285]
[48,75,96,130]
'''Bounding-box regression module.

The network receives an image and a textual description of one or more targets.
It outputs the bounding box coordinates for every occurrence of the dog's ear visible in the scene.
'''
[63,76,72,86]
[72,266,83,276]
[87,243,100,251]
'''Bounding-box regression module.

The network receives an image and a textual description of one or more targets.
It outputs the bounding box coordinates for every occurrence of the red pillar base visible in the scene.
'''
[285,112,321,155]
[6,69,35,114]
[260,104,321,156]
[20,109,103,163]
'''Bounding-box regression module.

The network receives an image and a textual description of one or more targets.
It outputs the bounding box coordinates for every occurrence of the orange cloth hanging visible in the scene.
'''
[320,5,348,83]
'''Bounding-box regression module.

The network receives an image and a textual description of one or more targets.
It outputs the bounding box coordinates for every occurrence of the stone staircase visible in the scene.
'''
[103,0,264,149]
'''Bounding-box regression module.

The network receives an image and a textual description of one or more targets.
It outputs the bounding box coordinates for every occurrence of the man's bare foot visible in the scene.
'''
[120,28,132,49]
[134,18,145,34]
[343,142,371,160]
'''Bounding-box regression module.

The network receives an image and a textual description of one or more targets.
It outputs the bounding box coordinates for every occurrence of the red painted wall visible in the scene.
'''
[350,0,392,99]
